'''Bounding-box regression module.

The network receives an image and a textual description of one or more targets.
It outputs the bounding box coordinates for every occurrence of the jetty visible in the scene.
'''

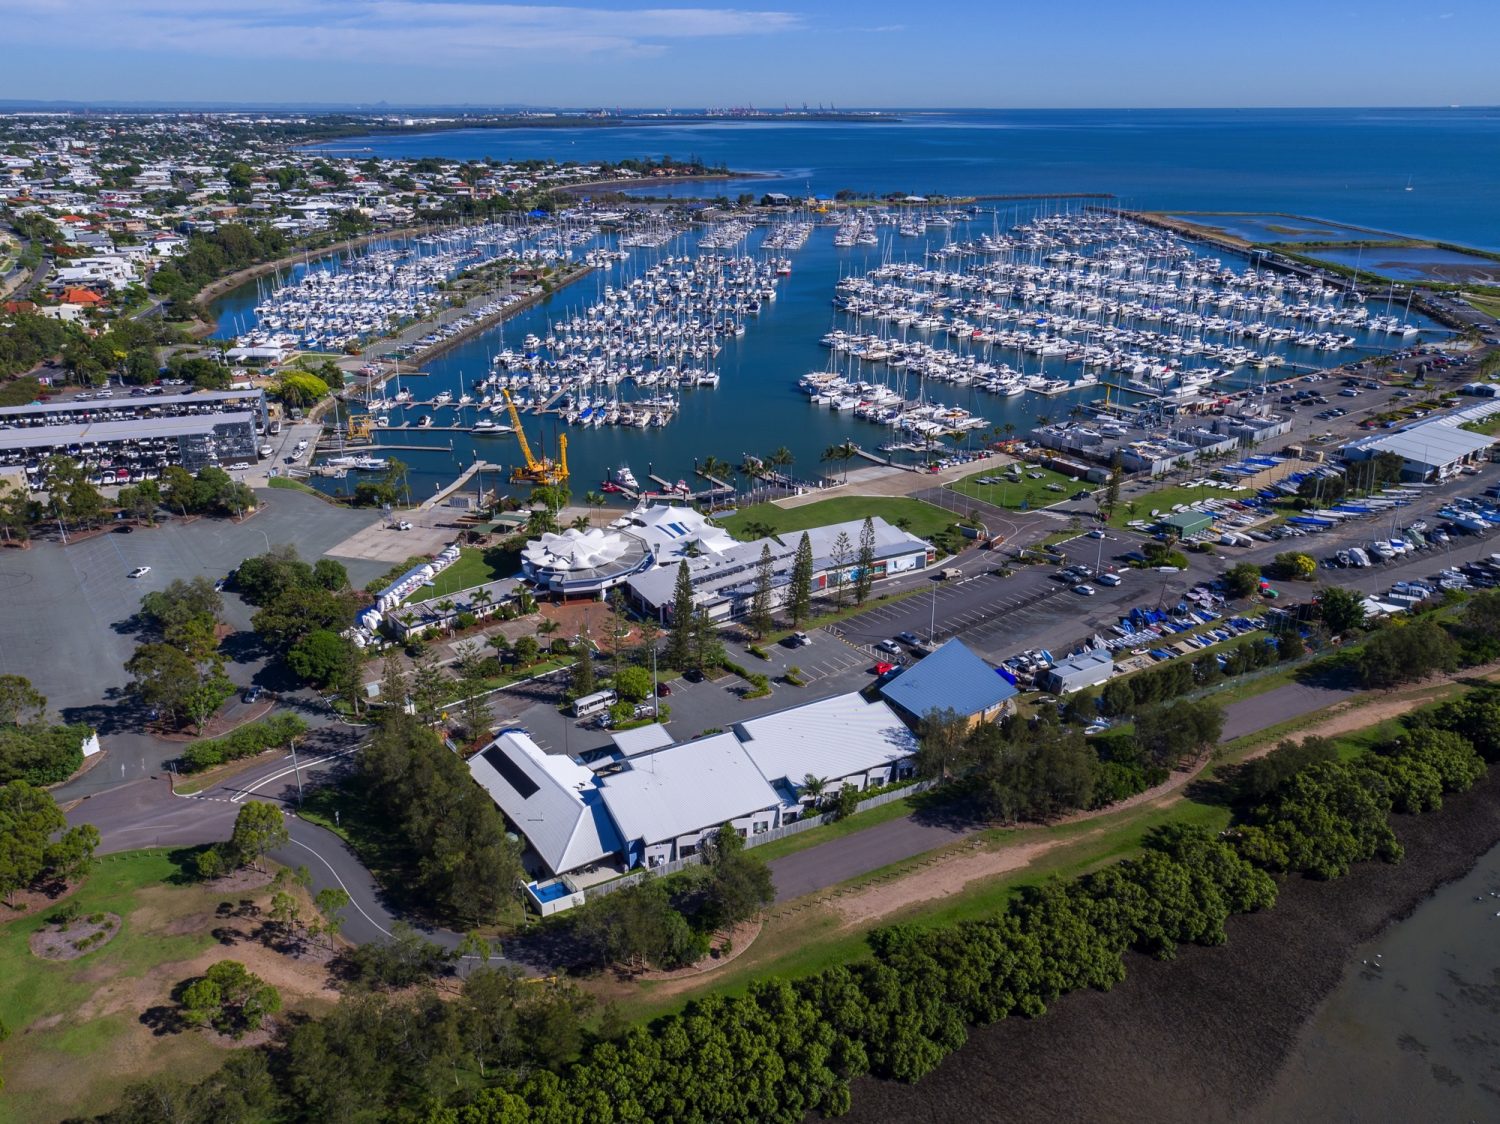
[422,460,503,510]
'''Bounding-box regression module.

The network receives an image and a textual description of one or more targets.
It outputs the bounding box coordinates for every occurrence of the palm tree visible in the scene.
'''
[571,514,591,531]
[800,774,828,809]
[738,454,764,483]
[470,587,494,617]
[700,455,731,484]
[583,490,606,516]
[436,599,457,632]
[768,445,794,477]
[822,440,858,484]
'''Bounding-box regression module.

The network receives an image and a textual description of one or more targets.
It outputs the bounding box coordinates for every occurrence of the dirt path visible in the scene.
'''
[801,663,1500,930]
[830,835,1092,928]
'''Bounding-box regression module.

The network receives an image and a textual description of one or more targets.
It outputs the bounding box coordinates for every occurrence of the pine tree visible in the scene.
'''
[788,532,814,626]
[692,606,725,673]
[829,530,853,607]
[748,544,775,638]
[665,562,696,670]
[854,516,876,604]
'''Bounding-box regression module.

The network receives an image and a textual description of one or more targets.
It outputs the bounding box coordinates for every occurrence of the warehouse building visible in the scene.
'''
[1342,417,1494,482]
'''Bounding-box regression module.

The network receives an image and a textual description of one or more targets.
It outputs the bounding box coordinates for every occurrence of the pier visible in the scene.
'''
[422,460,503,510]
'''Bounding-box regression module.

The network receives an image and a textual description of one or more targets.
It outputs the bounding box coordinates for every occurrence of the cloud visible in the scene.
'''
[0,0,803,63]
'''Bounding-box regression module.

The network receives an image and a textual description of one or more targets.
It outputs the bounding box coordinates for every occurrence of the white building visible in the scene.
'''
[468,692,920,877]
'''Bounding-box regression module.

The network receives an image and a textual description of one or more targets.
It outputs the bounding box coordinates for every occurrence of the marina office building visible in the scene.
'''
[468,690,921,879]
[521,503,934,620]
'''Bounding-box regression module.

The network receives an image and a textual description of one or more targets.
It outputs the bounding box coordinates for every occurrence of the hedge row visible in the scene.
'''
[180,714,310,773]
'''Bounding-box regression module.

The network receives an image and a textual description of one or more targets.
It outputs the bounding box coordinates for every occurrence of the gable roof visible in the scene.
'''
[733,692,917,787]
[598,732,783,845]
[880,638,1016,719]
[467,731,621,876]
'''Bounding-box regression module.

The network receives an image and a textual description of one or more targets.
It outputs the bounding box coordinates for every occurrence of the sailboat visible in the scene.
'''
[1404,175,1414,192]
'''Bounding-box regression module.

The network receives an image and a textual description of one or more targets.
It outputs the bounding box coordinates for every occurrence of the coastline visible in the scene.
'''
[839,766,1500,1123]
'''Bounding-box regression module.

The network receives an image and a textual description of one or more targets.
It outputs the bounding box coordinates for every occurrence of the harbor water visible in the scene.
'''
[210,107,1499,502]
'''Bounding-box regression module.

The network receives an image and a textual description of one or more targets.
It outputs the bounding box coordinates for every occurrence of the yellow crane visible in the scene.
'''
[501,388,569,486]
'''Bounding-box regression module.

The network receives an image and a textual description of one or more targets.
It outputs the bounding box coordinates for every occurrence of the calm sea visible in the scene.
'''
[309,108,1500,249]
[1251,838,1500,1122]
[218,108,1499,498]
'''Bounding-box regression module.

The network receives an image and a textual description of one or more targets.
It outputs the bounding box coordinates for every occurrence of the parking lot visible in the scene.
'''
[490,630,878,759]
[3,488,384,792]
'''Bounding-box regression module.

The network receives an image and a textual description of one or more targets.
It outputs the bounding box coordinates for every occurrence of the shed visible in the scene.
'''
[1041,649,1116,694]
[1159,510,1214,537]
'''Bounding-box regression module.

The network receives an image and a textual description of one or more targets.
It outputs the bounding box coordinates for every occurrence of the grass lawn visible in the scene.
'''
[1465,293,1500,321]
[266,476,319,494]
[717,497,959,543]
[945,464,1084,511]
[411,546,510,601]
[0,850,333,1123]
[745,792,926,865]
[1106,481,1245,530]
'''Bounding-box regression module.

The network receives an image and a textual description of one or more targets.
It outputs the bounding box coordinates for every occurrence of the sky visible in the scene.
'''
[0,0,1496,108]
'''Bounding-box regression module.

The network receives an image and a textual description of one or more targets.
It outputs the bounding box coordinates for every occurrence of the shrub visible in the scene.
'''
[180,714,309,773]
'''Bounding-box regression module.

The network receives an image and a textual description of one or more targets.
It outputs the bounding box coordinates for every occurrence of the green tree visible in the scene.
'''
[312,558,349,591]
[747,543,775,639]
[1272,551,1317,581]
[1357,619,1458,690]
[180,960,282,1038]
[828,530,854,607]
[665,562,696,670]
[570,638,596,698]
[700,823,774,929]
[854,516,877,605]
[1317,585,1367,634]
[613,665,652,703]
[1224,562,1263,600]
[287,629,356,689]
[0,675,46,726]
[228,801,289,871]
[0,782,96,904]
[787,532,814,626]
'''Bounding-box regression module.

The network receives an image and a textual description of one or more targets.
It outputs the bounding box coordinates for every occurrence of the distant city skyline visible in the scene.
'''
[1,0,1495,108]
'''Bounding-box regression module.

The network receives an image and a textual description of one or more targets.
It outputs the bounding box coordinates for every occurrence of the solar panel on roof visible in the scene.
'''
[482,744,539,799]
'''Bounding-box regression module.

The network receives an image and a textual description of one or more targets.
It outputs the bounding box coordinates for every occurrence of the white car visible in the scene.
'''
[1072,583,1096,596]
[128,566,151,579]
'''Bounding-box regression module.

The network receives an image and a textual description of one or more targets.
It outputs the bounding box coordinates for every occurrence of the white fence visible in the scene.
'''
[580,779,937,902]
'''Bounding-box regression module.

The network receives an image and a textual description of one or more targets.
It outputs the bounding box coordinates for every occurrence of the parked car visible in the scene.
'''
[876,638,902,655]
[242,686,263,704]
[655,682,672,698]
[128,566,150,578]
[895,631,920,646]
[1072,583,1096,596]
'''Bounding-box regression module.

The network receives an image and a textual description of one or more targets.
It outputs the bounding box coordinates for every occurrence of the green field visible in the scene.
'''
[945,464,1085,511]
[0,852,236,1122]
[410,545,511,600]
[717,496,959,543]
[1106,482,1243,529]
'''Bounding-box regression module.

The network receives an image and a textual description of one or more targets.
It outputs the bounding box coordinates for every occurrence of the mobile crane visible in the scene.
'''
[501,388,569,487]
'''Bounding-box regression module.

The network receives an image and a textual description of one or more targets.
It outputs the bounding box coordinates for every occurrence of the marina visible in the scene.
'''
[212,200,1447,506]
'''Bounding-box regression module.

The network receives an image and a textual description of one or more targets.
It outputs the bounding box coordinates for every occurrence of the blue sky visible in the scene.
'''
[1,0,1495,107]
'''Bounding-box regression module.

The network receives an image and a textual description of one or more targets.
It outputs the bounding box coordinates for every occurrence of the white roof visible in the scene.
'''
[610,724,675,756]
[628,503,738,559]
[733,692,917,787]
[523,526,634,573]
[1344,420,1492,467]
[468,731,621,875]
[599,732,783,844]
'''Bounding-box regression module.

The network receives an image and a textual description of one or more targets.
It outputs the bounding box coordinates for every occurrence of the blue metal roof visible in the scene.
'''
[880,639,1016,720]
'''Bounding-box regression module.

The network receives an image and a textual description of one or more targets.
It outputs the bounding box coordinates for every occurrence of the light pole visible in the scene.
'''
[289,737,304,806]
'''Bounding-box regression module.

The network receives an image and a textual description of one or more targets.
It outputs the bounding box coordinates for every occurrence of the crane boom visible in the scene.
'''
[502,388,540,472]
